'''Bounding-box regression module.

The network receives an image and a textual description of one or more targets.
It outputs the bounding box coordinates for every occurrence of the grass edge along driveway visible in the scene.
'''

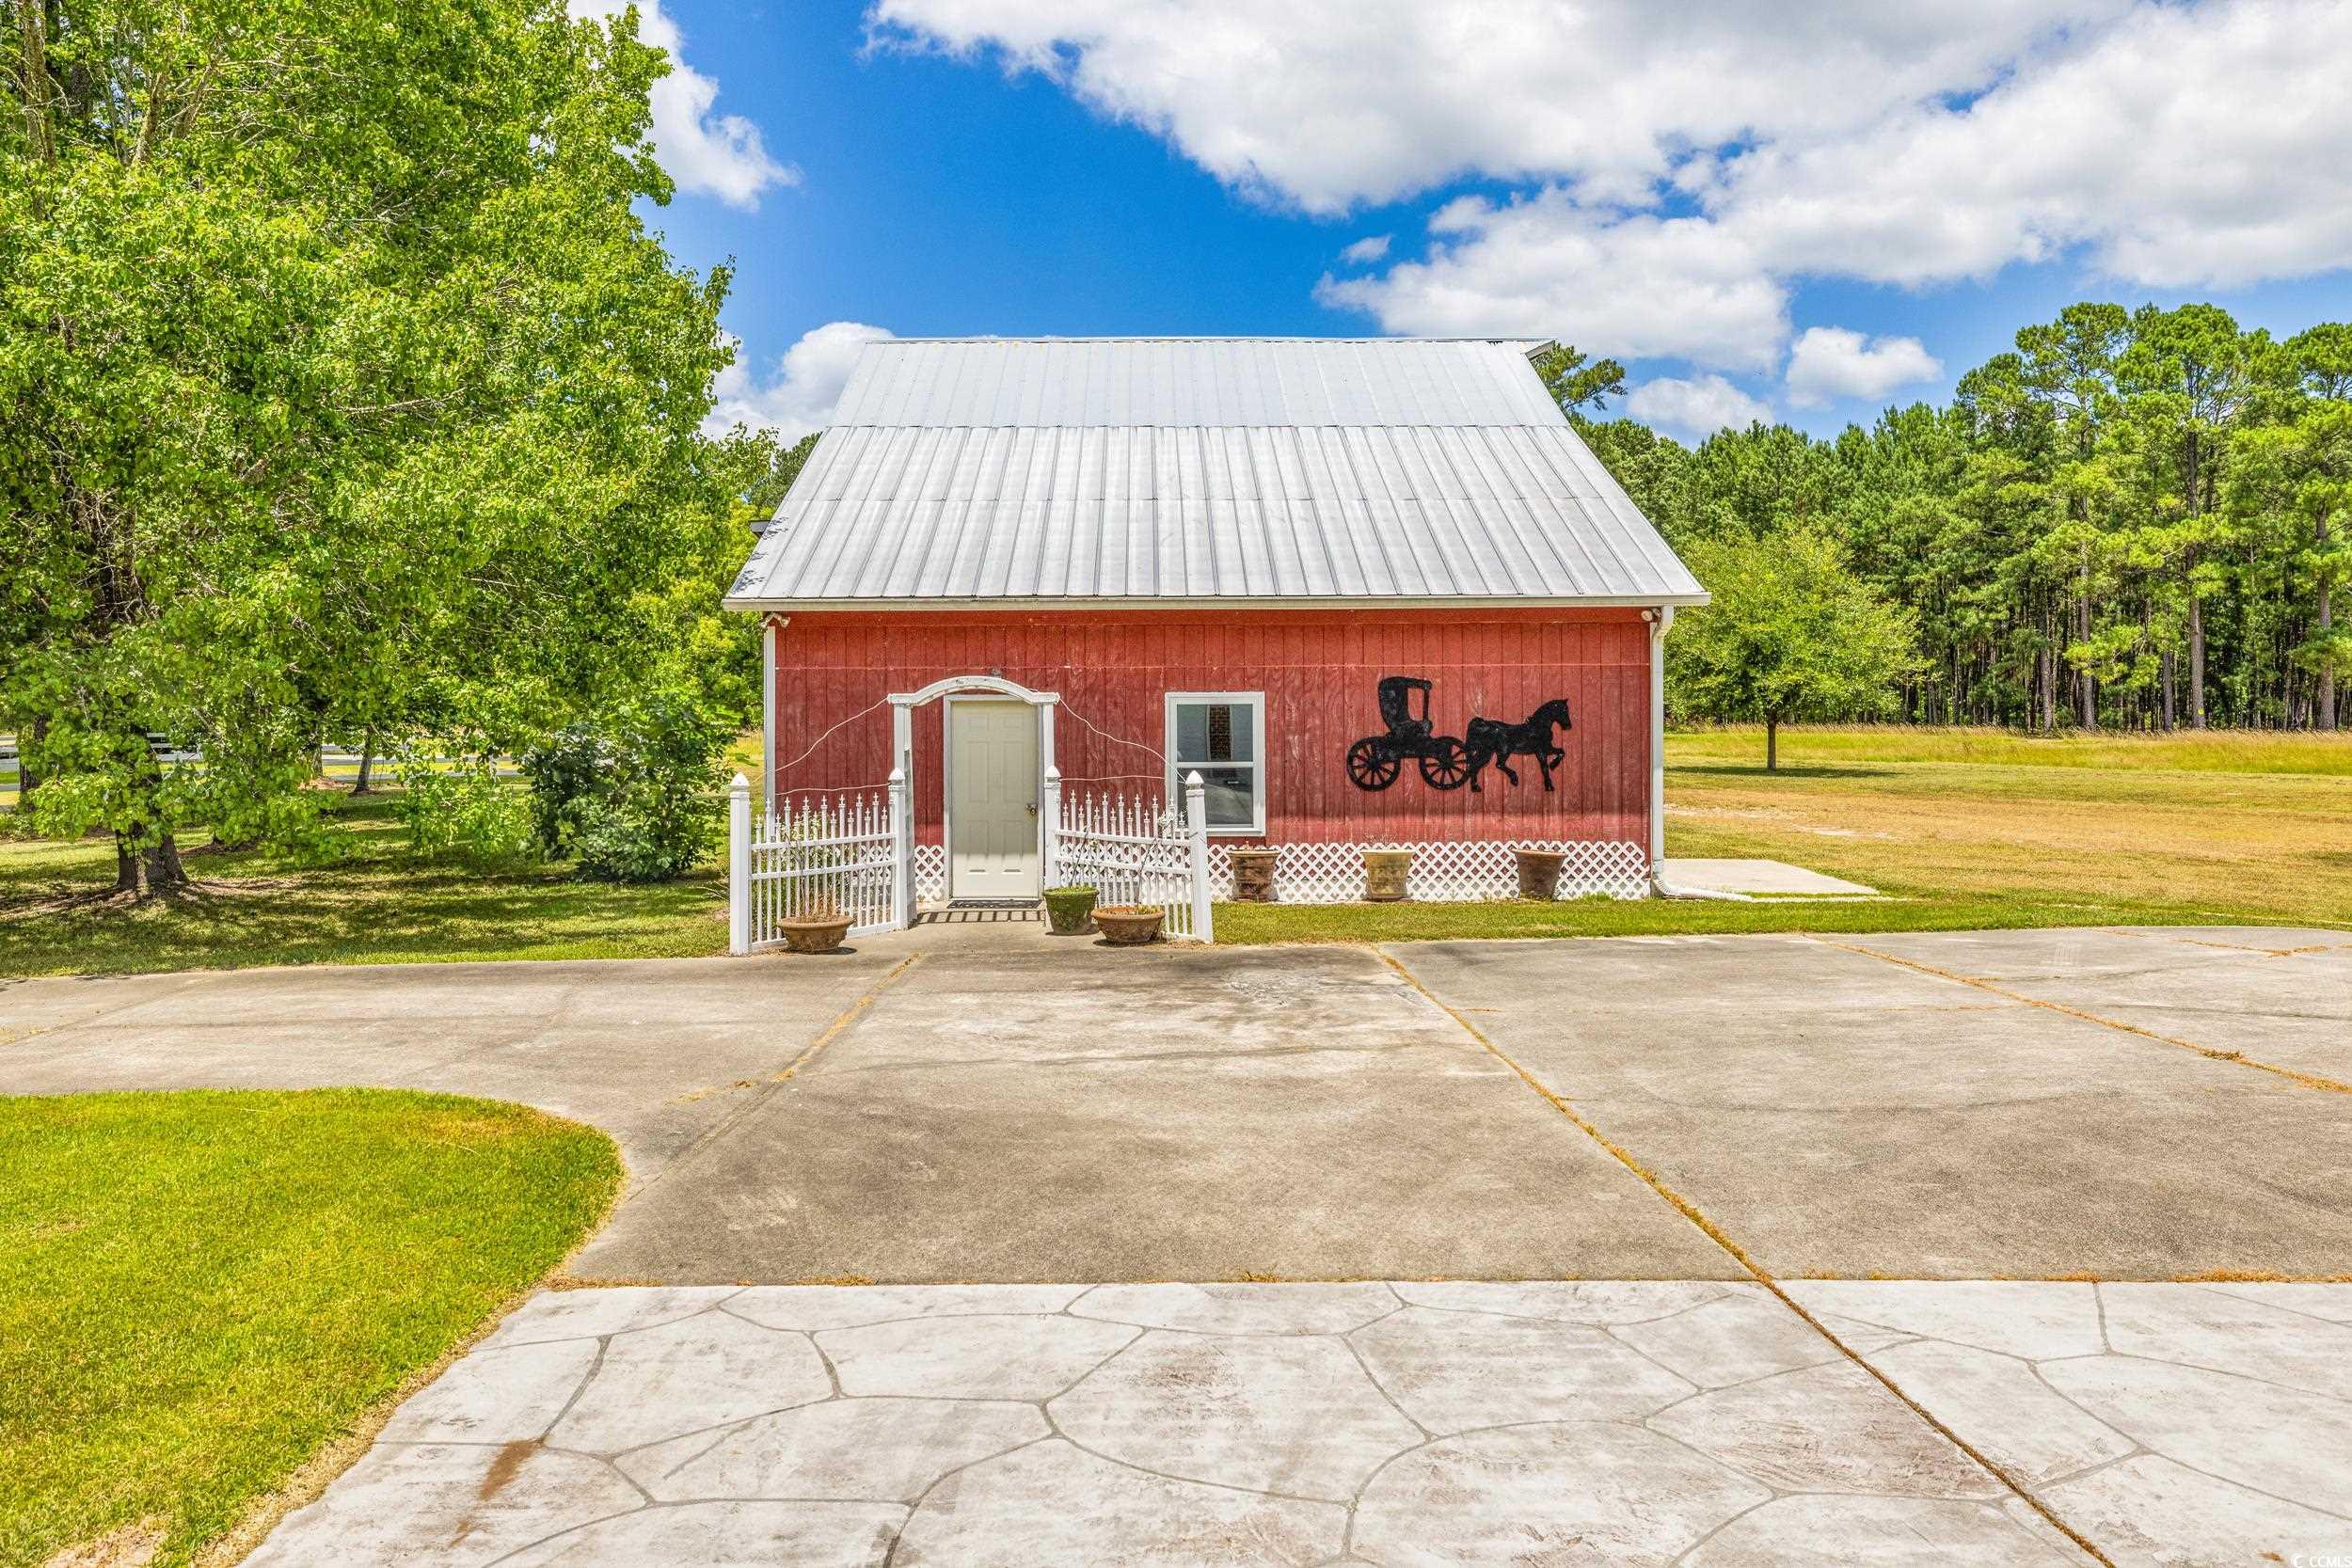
[0,1088,620,1568]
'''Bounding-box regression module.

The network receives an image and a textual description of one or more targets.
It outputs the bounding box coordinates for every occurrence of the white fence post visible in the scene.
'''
[1184,770,1212,943]
[727,772,751,956]
[887,766,911,930]
[1041,765,1062,889]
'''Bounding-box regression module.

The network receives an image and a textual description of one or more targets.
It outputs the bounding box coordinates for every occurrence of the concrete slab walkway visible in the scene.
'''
[245,1278,2352,1567]
[1659,856,1880,895]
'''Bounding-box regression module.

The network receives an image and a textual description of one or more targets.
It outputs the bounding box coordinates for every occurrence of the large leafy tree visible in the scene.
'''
[1670,528,1919,770]
[1,0,767,890]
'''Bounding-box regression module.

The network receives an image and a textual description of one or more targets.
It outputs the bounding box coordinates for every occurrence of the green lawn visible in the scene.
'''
[1218,724,2352,944]
[0,1089,618,1568]
[0,792,730,981]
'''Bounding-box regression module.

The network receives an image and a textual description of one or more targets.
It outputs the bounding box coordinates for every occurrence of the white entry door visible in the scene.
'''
[946,699,1040,898]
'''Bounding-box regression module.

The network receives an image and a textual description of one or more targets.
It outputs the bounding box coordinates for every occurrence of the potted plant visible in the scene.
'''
[1362,849,1413,902]
[1229,847,1279,902]
[1091,904,1166,945]
[778,897,853,954]
[1514,847,1567,900]
[1043,884,1099,935]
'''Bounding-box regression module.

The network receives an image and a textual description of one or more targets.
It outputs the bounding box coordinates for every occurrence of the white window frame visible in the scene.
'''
[1164,691,1267,837]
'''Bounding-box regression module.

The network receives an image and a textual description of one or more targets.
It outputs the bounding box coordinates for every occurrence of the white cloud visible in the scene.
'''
[1337,234,1391,265]
[869,0,2120,215]
[572,0,795,209]
[1316,190,1788,371]
[874,0,2352,367]
[708,321,896,440]
[1783,327,1943,408]
[1623,375,1773,443]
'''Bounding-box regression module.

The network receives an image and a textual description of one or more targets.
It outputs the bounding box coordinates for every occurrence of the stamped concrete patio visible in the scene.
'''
[246,1278,2352,1567]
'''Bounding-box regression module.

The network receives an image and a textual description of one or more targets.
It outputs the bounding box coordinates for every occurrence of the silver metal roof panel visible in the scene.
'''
[729,338,1704,609]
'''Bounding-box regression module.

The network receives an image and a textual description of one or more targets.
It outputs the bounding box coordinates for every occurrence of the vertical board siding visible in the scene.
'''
[770,609,1651,846]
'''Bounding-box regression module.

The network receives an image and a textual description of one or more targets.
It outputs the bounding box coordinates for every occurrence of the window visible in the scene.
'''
[1166,692,1265,834]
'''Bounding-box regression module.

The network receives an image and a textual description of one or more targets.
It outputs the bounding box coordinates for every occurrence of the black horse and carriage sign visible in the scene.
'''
[1343,675,1575,794]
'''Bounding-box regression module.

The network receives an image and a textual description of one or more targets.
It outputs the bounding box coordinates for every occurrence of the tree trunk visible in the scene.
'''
[15,715,44,816]
[2188,592,2208,730]
[1765,716,1779,772]
[111,829,190,895]
[2076,577,2096,729]
[2319,522,2337,733]
[354,727,376,793]
[144,832,188,892]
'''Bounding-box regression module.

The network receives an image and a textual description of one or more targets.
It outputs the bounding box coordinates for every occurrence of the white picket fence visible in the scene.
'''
[728,784,898,950]
[725,768,1214,947]
[1046,769,1214,942]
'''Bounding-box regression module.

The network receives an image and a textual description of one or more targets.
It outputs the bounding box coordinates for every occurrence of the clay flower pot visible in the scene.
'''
[1515,847,1568,901]
[1091,905,1166,946]
[1043,884,1099,935]
[1229,847,1280,903]
[777,911,853,954]
[1362,849,1414,902]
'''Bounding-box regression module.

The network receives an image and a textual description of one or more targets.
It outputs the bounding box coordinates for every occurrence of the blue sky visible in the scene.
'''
[624,0,2352,444]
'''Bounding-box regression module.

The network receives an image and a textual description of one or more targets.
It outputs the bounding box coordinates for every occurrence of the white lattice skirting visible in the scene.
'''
[914,843,946,903]
[1209,839,1650,903]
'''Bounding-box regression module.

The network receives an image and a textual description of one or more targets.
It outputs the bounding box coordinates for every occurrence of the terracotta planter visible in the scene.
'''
[1043,885,1099,935]
[1229,847,1280,903]
[1092,905,1166,946]
[777,913,853,954]
[1362,849,1414,902]
[1515,848,1567,901]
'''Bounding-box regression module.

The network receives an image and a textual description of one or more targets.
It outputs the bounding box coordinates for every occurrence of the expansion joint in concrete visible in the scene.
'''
[1375,948,2122,1568]
[1812,937,2352,1097]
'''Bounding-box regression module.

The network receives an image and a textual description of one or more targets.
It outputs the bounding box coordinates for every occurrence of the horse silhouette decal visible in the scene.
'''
[1466,698,1574,792]
[1345,678,1573,793]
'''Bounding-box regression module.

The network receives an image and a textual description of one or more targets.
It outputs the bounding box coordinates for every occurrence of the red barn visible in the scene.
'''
[724,337,1705,908]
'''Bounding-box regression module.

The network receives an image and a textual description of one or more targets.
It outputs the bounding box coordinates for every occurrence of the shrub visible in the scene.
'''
[519,690,729,883]
[395,759,543,873]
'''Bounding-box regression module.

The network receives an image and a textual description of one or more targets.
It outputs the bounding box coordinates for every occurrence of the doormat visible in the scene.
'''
[946,897,1041,910]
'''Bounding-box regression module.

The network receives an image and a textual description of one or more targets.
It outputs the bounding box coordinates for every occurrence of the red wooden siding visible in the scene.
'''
[768,609,1652,845]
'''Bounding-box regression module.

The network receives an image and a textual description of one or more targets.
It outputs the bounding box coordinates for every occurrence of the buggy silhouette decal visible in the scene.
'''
[1344,676,1574,794]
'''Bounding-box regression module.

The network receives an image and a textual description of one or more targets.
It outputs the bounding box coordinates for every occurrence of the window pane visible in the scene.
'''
[1173,701,1254,763]
[1175,703,1208,759]
[1197,766,1255,827]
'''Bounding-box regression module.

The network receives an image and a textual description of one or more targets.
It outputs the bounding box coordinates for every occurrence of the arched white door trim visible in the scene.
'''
[885,676,1058,919]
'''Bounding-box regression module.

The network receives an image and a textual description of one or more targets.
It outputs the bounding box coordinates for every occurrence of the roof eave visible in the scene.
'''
[723,592,1710,614]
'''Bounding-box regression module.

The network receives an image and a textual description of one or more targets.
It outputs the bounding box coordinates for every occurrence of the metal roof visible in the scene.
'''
[727,338,1705,610]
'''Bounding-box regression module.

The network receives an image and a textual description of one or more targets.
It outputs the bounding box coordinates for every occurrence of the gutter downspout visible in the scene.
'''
[1645,605,1750,902]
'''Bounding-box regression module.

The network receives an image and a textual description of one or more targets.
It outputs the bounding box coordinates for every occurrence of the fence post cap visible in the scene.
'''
[1184,769,1205,788]
[887,766,905,784]
[1043,764,1061,783]
[729,771,751,793]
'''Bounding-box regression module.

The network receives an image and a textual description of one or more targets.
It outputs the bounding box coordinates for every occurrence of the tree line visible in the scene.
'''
[1565,307,2352,735]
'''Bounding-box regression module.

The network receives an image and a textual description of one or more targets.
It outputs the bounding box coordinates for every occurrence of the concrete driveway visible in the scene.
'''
[8,924,2349,1282]
[11,923,2352,1565]
[1390,925,2352,1279]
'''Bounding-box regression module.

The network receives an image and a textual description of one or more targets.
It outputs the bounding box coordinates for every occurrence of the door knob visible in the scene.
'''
[1025,801,1039,815]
